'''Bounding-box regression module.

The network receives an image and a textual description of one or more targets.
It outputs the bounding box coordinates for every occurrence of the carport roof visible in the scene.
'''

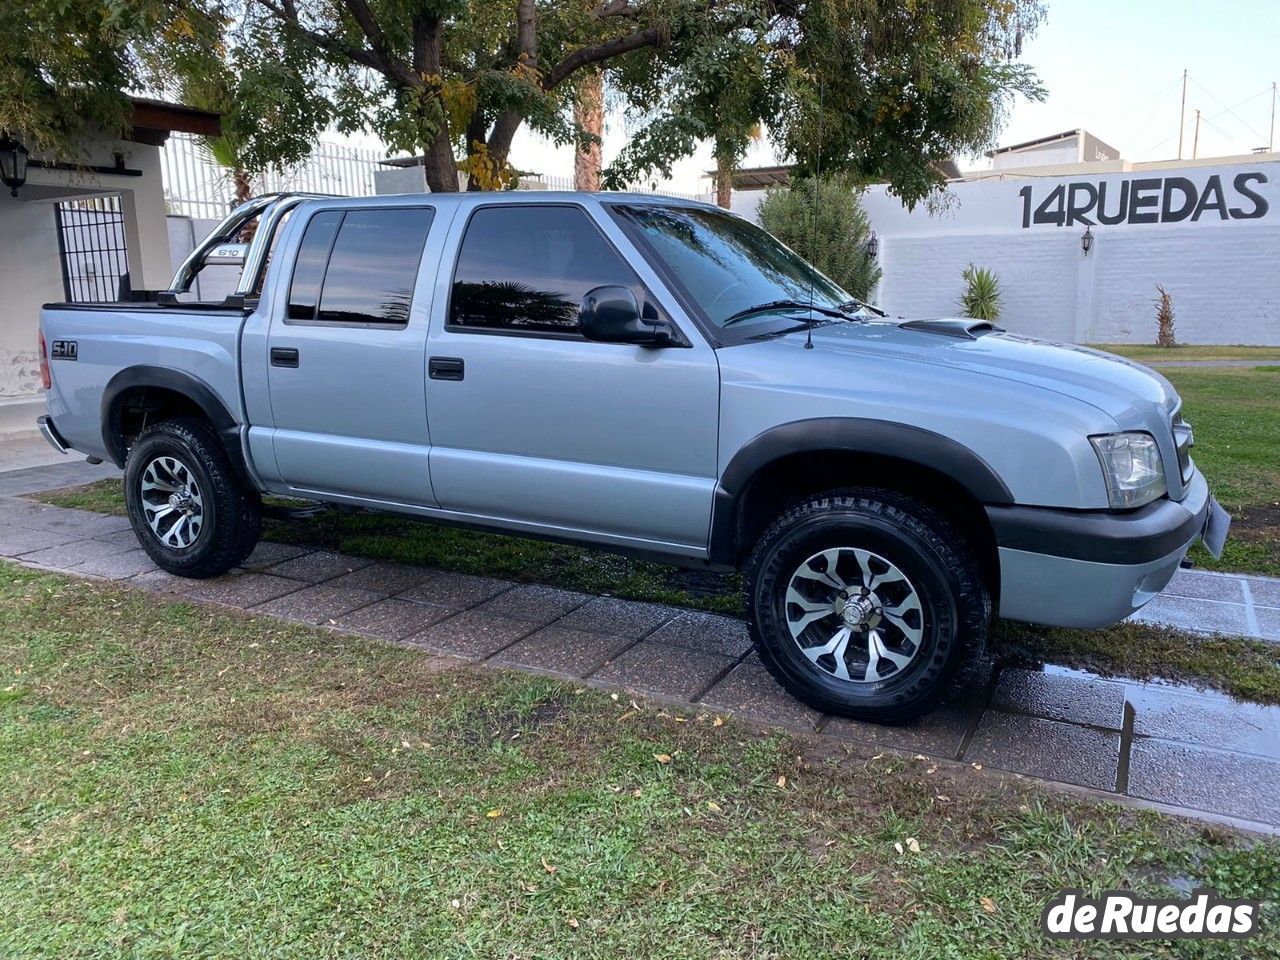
[127,97,223,145]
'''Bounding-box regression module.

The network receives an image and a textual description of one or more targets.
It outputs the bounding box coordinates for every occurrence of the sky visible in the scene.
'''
[503,0,1280,194]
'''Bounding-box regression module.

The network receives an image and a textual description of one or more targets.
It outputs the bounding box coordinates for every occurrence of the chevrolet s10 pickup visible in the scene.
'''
[37,191,1230,721]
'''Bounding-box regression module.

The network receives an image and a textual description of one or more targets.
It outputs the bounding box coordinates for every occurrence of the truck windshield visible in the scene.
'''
[609,204,853,335]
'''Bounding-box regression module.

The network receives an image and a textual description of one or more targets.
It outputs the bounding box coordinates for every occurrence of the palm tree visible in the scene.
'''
[574,68,604,191]
[178,77,256,214]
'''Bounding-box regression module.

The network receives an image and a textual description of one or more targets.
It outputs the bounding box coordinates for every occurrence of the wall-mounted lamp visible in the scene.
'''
[1081,224,1095,256]
[0,133,30,198]
[866,230,879,259]
[0,133,29,198]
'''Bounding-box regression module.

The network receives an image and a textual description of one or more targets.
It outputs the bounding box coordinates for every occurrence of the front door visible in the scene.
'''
[424,201,720,553]
[265,204,439,505]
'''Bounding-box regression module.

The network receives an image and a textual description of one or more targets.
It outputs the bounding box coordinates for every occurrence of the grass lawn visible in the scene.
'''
[1089,344,1280,363]
[2,564,1277,959]
[1157,365,1280,577]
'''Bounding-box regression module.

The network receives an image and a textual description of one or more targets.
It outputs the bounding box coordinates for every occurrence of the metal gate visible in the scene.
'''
[55,195,131,302]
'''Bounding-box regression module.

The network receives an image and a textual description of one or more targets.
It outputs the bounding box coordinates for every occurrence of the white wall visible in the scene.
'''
[0,200,63,401]
[0,137,173,423]
[736,158,1280,345]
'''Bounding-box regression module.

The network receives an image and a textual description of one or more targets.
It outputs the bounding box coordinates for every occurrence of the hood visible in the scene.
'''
[778,319,1178,422]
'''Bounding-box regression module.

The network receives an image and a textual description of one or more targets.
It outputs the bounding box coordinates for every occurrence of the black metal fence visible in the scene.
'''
[55,195,131,302]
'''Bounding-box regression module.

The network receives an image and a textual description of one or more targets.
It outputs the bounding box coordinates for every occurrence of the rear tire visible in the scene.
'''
[124,418,261,578]
[744,488,989,724]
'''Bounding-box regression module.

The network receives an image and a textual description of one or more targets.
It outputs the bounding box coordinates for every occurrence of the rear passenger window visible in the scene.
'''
[449,205,645,334]
[286,208,433,326]
[287,211,340,320]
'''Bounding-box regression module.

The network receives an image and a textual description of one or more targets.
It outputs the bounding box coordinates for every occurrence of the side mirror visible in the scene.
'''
[206,242,248,266]
[579,285,677,346]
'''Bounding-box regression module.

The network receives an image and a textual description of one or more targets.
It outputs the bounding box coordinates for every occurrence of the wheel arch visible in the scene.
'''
[101,366,249,483]
[710,418,1012,594]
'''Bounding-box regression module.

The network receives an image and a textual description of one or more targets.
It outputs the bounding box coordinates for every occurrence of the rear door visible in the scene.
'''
[265,204,440,505]
[423,200,721,553]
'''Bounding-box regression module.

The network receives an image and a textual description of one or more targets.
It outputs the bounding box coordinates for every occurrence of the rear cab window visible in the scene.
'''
[286,207,434,327]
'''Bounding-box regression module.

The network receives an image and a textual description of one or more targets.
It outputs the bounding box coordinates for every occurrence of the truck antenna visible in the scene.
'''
[805,77,824,350]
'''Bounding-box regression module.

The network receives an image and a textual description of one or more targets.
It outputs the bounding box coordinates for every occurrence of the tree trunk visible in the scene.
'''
[714,151,733,209]
[422,129,460,192]
[235,168,258,242]
[574,68,604,191]
[233,168,253,205]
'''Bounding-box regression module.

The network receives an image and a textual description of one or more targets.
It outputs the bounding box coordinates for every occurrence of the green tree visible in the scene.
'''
[606,0,1045,209]
[0,0,220,159]
[215,0,1042,198]
[604,13,771,204]
[758,174,881,301]
[225,0,680,192]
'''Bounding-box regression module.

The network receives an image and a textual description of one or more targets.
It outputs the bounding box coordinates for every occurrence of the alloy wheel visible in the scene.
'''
[783,547,924,684]
[140,456,205,550]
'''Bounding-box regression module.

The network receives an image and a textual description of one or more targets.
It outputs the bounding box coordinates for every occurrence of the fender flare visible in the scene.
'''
[708,417,1013,564]
[100,365,248,480]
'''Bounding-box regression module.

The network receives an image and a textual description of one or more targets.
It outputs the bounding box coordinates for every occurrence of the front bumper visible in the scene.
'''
[986,469,1220,628]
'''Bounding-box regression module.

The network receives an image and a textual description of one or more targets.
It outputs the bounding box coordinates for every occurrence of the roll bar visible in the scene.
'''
[166,192,333,299]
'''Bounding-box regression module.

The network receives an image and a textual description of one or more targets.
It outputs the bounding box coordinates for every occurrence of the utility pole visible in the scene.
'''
[1270,81,1276,152]
[1193,108,1201,159]
[1177,68,1188,159]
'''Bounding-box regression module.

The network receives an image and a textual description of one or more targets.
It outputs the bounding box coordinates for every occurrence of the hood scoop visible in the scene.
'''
[899,318,1004,340]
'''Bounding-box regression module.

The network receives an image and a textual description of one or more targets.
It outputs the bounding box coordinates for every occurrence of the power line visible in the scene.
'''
[1115,73,1191,149]
[1187,76,1270,143]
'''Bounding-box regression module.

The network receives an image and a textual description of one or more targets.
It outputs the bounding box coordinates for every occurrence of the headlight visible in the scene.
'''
[1090,432,1167,508]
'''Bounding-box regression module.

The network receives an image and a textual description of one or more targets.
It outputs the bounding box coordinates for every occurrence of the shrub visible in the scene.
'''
[1155,284,1177,347]
[959,263,1002,321]
[758,174,882,301]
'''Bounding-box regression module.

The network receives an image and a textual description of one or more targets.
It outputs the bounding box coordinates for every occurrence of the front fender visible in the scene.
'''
[708,417,1013,564]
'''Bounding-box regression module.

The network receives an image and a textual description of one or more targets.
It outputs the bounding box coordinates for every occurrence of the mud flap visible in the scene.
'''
[1201,494,1231,559]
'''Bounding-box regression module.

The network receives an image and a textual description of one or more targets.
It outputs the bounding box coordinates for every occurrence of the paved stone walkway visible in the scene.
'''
[2,487,1278,833]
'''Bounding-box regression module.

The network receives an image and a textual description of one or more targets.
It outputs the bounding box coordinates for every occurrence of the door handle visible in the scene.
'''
[429,356,465,381]
[270,347,299,368]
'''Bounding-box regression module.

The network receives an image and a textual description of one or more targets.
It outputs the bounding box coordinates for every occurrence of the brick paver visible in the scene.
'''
[3,486,1280,831]
[967,712,1123,792]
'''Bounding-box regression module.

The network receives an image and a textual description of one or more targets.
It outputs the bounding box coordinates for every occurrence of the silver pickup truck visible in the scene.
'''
[37,191,1229,722]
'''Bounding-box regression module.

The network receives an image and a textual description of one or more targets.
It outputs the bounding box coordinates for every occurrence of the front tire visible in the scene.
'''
[744,488,989,723]
[124,418,261,578]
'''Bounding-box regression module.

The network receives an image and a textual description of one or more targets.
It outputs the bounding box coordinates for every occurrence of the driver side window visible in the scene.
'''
[448,204,654,336]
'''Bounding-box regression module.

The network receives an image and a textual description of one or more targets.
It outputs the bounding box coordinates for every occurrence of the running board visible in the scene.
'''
[261,502,330,521]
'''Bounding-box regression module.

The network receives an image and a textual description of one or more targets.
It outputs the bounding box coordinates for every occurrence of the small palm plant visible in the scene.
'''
[179,75,257,239]
[959,264,1002,321]
[1155,284,1177,347]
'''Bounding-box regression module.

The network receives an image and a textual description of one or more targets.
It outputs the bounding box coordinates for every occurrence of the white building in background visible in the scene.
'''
[0,99,223,435]
[730,131,1280,346]
[987,128,1120,170]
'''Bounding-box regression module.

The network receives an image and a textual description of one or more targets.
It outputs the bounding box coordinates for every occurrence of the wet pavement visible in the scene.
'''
[2,486,1279,833]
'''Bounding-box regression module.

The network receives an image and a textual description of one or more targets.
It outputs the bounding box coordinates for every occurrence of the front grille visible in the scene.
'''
[1172,412,1194,483]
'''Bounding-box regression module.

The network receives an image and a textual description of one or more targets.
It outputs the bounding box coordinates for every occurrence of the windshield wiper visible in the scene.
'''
[746,319,838,340]
[722,299,848,327]
[837,298,885,317]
